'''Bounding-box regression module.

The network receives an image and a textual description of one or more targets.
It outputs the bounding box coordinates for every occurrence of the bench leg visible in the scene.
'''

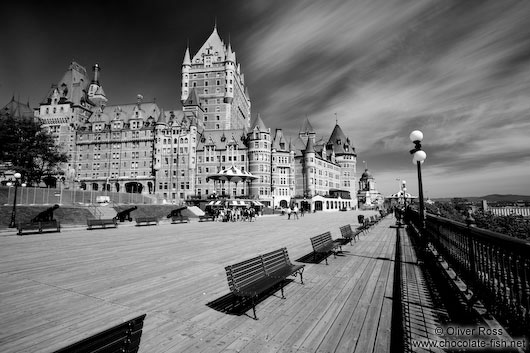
[251,297,258,320]
[280,282,285,299]
[295,268,305,284]
[324,255,329,265]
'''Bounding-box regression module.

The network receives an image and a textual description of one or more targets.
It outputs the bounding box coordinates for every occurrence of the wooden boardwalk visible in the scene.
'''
[0,211,396,353]
[399,227,448,352]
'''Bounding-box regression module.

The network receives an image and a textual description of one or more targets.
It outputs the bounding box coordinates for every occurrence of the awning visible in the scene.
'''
[228,200,247,207]
[207,200,224,206]
[251,201,265,207]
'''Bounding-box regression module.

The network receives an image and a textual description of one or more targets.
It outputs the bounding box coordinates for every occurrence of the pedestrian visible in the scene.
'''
[293,205,299,220]
[300,206,305,217]
[287,207,291,220]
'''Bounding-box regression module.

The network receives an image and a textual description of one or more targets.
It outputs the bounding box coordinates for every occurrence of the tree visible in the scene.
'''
[0,117,68,186]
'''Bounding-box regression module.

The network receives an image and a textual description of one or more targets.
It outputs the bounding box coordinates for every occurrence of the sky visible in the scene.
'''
[1,0,529,198]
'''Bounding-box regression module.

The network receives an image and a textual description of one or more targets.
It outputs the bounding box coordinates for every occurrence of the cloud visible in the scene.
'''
[242,0,530,196]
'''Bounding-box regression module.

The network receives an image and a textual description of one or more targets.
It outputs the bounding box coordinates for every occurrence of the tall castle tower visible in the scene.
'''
[326,123,357,198]
[248,114,271,199]
[180,26,251,131]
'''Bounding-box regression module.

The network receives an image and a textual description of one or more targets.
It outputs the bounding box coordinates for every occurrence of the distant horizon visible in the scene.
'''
[1,1,529,198]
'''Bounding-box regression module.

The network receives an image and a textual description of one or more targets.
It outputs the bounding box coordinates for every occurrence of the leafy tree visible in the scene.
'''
[0,117,68,186]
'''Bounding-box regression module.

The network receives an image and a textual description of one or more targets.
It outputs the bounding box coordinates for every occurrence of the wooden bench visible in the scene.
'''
[339,224,361,245]
[171,215,189,224]
[17,220,61,235]
[53,314,146,353]
[87,218,118,230]
[357,219,371,235]
[199,215,215,222]
[310,231,342,265]
[225,247,304,320]
[135,216,159,226]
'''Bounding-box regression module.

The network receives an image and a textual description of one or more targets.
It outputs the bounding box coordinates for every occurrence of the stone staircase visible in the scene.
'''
[88,205,117,219]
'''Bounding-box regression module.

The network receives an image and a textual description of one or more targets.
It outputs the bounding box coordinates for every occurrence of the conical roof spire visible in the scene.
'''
[183,45,191,66]
[157,108,166,124]
[251,113,267,131]
[304,136,315,153]
[300,117,315,133]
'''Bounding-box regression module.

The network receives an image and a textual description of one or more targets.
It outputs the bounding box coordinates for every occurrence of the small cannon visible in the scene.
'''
[115,206,137,222]
[31,204,60,223]
[167,206,187,219]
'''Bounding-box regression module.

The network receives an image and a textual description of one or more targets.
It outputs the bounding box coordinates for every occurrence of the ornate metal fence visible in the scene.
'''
[406,209,530,338]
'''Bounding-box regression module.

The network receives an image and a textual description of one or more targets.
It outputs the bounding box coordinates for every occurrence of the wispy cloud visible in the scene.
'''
[242,0,530,196]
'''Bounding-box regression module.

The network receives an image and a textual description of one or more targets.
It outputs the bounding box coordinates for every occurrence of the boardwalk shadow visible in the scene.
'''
[295,251,350,264]
[206,279,294,319]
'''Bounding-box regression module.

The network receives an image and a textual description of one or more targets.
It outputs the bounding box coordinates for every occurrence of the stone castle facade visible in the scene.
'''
[33,26,358,210]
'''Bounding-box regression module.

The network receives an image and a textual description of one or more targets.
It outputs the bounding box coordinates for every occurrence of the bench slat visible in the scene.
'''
[53,314,146,353]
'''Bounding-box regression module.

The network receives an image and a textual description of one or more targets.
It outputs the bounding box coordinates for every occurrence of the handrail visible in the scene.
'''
[87,204,103,219]
[405,208,530,338]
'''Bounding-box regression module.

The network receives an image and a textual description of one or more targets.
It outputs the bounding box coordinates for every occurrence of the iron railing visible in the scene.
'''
[406,209,530,338]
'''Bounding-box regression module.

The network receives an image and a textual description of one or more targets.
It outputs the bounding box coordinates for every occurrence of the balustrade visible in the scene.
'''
[406,208,530,338]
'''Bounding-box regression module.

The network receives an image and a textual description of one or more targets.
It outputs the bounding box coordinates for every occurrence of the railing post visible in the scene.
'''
[465,211,476,276]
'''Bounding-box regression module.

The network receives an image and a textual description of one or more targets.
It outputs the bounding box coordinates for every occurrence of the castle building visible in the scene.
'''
[181,26,251,131]
[27,26,358,210]
[357,169,384,209]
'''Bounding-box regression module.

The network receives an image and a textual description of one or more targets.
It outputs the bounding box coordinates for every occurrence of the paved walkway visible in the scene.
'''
[0,210,399,353]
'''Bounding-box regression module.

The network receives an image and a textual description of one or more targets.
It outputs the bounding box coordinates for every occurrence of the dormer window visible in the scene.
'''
[337,139,341,145]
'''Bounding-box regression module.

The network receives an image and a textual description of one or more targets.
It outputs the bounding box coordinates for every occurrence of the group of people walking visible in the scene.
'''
[209,206,258,222]
[285,205,304,220]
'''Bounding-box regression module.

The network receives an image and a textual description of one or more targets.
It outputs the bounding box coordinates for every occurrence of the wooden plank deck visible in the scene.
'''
[399,226,448,352]
[0,211,396,353]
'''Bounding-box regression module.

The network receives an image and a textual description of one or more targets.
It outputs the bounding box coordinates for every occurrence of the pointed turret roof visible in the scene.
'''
[327,123,354,155]
[156,108,166,124]
[304,136,315,153]
[192,26,226,63]
[300,118,315,133]
[183,88,201,107]
[226,43,235,62]
[42,61,90,106]
[251,114,267,131]
[183,46,191,66]
[272,129,289,151]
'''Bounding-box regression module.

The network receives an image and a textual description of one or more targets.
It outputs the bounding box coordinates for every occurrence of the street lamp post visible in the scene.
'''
[409,130,427,229]
[402,180,407,209]
[152,162,161,195]
[8,172,22,228]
